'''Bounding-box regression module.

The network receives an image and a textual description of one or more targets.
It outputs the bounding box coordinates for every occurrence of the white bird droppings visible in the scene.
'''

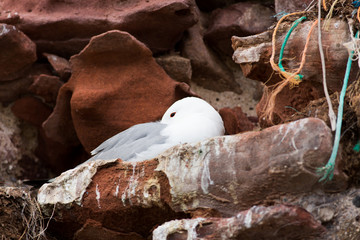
[96,183,101,209]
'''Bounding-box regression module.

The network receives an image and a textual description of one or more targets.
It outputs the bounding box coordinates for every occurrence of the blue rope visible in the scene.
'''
[278,16,306,81]
[354,140,360,152]
[353,1,360,8]
[317,30,360,182]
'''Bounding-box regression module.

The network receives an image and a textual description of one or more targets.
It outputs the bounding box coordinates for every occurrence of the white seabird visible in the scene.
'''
[88,97,225,162]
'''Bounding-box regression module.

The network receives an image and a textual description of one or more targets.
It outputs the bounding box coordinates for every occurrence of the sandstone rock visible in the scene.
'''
[0,0,197,56]
[195,0,236,12]
[153,205,325,239]
[256,81,325,127]
[182,7,241,93]
[0,63,52,103]
[42,30,196,157]
[219,106,255,134]
[155,54,192,84]
[38,118,346,238]
[28,74,64,103]
[74,219,144,240]
[204,2,275,56]
[232,19,358,92]
[11,96,52,127]
[43,53,71,81]
[0,24,36,81]
[275,0,313,14]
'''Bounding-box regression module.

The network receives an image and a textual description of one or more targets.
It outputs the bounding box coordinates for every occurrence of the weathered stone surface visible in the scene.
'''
[0,24,37,81]
[181,7,242,93]
[0,63,52,103]
[219,106,255,134]
[195,0,236,12]
[232,19,358,91]
[74,219,144,240]
[42,30,196,160]
[0,105,47,185]
[153,205,325,239]
[28,74,63,103]
[156,54,192,84]
[256,81,325,127]
[275,0,313,14]
[38,118,345,238]
[43,53,71,81]
[11,96,52,127]
[204,2,275,56]
[289,188,360,240]
[38,159,187,239]
[0,0,197,56]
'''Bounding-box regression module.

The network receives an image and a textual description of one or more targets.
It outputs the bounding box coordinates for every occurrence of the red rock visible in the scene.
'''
[0,63,52,103]
[256,81,325,127]
[28,74,63,103]
[275,0,313,14]
[232,19,357,92]
[42,30,196,155]
[153,205,325,239]
[0,24,36,81]
[1,0,197,56]
[204,2,275,56]
[11,96,52,127]
[0,77,33,103]
[219,106,255,134]
[195,0,236,12]
[155,54,192,84]
[74,219,145,240]
[181,7,242,93]
[38,118,346,238]
[43,53,71,81]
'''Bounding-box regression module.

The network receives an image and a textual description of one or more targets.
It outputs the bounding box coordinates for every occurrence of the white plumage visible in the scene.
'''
[88,97,225,162]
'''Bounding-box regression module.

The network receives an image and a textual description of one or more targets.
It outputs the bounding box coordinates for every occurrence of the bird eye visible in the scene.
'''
[170,112,176,117]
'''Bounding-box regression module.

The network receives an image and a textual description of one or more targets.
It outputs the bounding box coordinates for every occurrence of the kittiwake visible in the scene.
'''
[87,97,225,162]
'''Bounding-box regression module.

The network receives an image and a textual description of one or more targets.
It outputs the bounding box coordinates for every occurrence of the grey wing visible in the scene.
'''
[87,122,167,162]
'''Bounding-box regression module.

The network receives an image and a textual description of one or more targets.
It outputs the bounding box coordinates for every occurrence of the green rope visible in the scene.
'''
[354,139,360,153]
[278,16,306,80]
[317,30,360,182]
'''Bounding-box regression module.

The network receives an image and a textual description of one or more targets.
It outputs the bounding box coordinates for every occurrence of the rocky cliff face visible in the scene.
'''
[1,0,360,239]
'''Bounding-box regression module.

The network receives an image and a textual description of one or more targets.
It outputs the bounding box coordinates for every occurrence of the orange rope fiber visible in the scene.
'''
[264,19,318,123]
[322,0,328,11]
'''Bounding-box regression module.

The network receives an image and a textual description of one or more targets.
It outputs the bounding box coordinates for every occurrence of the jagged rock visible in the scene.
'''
[204,2,275,56]
[43,53,71,81]
[0,0,197,56]
[42,30,196,170]
[232,19,358,92]
[0,23,36,81]
[181,7,241,93]
[219,106,255,134]
[275,0,313,14]
[155,54,192,84]
[37,118,346,238]
[152,205,325,239]
[28,74,64,104]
